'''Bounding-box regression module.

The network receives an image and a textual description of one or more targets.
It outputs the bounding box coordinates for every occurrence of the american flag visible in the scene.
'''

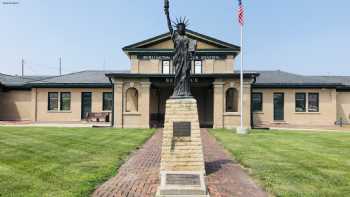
[238,0,244,26]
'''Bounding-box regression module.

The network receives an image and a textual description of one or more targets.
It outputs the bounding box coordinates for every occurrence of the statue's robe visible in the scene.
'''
[171,31,197,97]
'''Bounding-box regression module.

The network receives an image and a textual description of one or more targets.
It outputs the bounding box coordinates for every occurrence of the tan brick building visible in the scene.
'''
[0,30,349,129]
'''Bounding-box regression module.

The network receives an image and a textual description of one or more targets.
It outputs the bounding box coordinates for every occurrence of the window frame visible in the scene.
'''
[295,93,306,112]
[252,92,263,112]
[194,60,202,74]
[162,60,170,74]
[60,92,71,111]
[225,88,238,112]
[308,93,319,112]
[48,92,59,111]
[102,92,113,111]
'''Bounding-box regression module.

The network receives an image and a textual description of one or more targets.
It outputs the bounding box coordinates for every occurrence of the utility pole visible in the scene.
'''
[21,58,24,77]
[59,57,62,76]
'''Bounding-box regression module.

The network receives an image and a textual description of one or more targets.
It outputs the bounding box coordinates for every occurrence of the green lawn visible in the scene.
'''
[0,126,155,197]
[209,129,350,197]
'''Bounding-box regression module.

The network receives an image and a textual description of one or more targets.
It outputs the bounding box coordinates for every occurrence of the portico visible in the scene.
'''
[108,73,256,129]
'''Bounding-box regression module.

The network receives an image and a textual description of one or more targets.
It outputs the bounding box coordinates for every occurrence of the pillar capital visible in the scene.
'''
[114,81,124,88]
[140,81,152,88]
[213,81,225,86]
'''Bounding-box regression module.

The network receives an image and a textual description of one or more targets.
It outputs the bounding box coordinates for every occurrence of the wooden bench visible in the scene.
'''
[86,112,110,122]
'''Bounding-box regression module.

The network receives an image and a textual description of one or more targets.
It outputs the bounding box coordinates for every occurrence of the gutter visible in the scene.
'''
[30,83,112,88]
[108,78,115,128]
[336,85,350,91]
[106,73,260,79]
[252,83,341,89]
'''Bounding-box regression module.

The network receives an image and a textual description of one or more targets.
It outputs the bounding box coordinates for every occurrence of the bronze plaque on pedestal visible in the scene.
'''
[166,174,200,186]
[173,122,191,137]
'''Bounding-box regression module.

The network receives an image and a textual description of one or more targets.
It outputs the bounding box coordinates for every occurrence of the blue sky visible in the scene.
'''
[0,0,349,76]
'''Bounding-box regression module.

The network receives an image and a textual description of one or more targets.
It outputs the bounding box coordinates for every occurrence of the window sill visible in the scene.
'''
[253,111,264,114]
[224,112,240,116]
[271,120,288,124]
[102,110,112,113]
[48,110,72,113]
[294,112,321,114]
[123,112,141,116]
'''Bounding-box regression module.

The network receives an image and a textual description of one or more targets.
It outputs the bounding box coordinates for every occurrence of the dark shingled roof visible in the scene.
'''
[251,70,347,88]
[29,70,128,88]
[0,73,54,87]
[314,76,350,87]
[23,76,54,81]
[0,73,31,87]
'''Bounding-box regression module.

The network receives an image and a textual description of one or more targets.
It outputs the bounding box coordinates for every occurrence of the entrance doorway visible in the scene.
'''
[81,92,92,119]
[149,85,213,128]
[273,93,284,121]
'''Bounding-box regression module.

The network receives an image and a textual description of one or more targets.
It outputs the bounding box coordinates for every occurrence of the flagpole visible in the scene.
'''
[237,1,247,134]
[237,24,246,133]
[240,25,244,130]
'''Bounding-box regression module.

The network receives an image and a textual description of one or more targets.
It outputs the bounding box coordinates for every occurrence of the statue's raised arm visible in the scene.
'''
[164,0,174,35]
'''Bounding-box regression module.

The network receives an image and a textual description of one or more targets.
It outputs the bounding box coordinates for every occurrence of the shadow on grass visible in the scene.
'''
[205,159,238,175]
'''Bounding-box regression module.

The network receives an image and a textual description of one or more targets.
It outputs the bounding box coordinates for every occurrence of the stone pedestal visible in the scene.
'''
[157,98,209,197]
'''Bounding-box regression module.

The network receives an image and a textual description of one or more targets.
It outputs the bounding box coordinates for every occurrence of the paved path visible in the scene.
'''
[93,129,268,197]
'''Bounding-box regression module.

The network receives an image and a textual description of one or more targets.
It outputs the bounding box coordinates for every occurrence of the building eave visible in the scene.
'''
[125,48,239,57]
[336,85,350,91]
[106,73,259,79]
[30,83,112,88]
[252,83,342,89]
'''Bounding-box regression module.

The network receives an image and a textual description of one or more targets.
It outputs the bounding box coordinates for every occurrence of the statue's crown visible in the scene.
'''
[173,16,190,28]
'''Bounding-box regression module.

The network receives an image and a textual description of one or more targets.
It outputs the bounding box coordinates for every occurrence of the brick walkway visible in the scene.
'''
[93,129,268,197]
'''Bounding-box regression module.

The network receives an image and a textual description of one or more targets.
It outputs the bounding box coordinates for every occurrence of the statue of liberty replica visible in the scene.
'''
[157,1,208,196]
[164,0,197,98]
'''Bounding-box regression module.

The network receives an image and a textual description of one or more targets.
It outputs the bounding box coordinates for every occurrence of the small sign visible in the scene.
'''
[166,174,200,186]
[173,122,191,137]
[138,55,226,60]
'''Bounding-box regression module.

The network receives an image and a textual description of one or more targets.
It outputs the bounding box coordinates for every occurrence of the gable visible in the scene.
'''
[122,29,240,55]
[145,38,221,50]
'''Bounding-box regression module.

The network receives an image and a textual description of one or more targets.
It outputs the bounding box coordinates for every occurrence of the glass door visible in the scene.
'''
[273,93,284,121]
[81,92,92,119]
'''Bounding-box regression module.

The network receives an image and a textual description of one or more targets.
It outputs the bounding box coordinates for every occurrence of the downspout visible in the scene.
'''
[250,76,257,129]
[35,88,38,122]
[108,78,115,128]
[121,83,124,128]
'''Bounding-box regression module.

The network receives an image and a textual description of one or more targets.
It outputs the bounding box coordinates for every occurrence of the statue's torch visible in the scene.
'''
[164,0,170,15]
[164,0,169,9]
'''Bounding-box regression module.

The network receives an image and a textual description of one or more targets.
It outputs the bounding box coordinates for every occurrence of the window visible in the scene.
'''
[194,60,202,74]
[295,93,306,112]
[162,60,170,74]
[60,92,71,111]
[48,92,59,111]
[126,88,138,112]
[308,93,319,112]
[252,93,263,112]
[103,92,113,111]
[225,88,238,112]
